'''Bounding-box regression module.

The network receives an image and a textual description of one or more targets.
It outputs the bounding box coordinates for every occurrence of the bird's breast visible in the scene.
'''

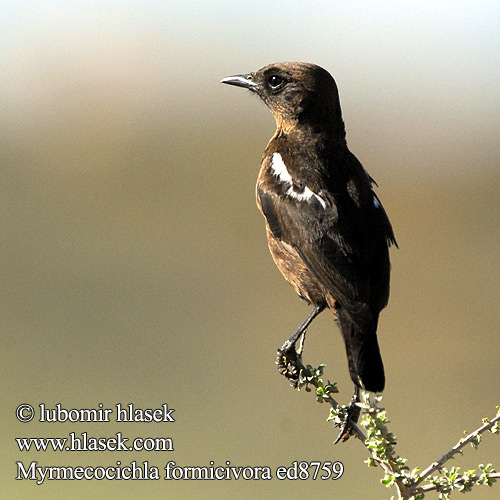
[265,227,328,306]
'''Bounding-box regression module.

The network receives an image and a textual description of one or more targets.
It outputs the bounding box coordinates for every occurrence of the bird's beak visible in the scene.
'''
[220,74,257,90]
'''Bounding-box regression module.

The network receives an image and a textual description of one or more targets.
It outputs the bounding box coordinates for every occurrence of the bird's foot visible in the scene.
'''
[276,333,306,388]
[333,391,361,444]
[275,305,325,387]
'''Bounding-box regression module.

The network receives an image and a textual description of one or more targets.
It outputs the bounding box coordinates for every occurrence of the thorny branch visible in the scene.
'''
[415,413,500,483]
[296,366,395,477]
[296,364,499,499]
[413,473,500,496]
[408,412,500,497]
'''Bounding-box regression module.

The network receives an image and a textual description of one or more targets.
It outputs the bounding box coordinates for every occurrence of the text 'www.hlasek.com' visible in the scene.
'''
[14,403,344,485]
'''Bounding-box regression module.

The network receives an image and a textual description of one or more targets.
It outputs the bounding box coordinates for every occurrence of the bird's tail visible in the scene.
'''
[336,307,385,393]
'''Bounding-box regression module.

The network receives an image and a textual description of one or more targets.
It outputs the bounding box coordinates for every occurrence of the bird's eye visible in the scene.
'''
[268,75,286,90]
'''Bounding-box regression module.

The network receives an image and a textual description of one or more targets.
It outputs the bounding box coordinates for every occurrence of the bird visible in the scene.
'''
[221,62,396,436]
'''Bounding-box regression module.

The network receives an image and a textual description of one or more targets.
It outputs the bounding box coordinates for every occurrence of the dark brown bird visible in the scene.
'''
[221,62,396,401]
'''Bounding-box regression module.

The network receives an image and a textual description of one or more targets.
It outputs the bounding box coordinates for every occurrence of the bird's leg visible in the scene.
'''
[333,385,362,444]
[277,304,325,387]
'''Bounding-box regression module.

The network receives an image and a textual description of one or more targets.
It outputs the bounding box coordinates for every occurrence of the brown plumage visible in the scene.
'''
[221,62,396,394]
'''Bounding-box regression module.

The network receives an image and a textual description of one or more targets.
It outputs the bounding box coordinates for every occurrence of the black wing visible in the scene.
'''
[257,178,393,320]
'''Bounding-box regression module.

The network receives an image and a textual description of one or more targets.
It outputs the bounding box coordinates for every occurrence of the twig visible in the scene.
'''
[415,413,500,485]
[297,363,498,500]
[412,473,500,496]
[299,371,395,477]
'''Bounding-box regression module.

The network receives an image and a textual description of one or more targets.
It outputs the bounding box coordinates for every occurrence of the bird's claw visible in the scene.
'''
[333,396,361,444]
[276,337,305,388]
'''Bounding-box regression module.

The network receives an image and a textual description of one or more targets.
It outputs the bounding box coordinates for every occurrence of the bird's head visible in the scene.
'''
[221,62,345,138]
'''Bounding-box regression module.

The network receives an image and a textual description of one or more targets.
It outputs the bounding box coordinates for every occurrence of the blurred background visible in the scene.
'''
[1,1,499,499]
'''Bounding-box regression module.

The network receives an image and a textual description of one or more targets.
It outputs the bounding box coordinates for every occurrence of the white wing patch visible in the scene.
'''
[271,153,327,209]
[270,152,293,183]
